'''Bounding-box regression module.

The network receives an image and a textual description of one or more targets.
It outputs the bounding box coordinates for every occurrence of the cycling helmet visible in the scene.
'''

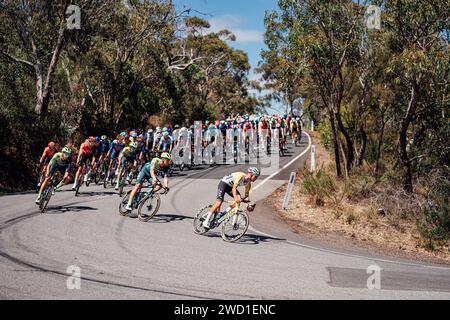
[161,152,171,161]
[101,135,107,141]
[174,124,180,129]
[120,132,126,137]
[48,141,56,148]
[147,128,153,133]
[95,136,101,143]
[62,147,72,155]
[129,142,137,149]
[248,167,260,177]
[156,127,161,133]
[163,131,169,137]
[162,127,168,132]
[130,131,137,138]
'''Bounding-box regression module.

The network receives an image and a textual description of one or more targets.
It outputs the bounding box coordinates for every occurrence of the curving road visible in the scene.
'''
[1,132,450,299]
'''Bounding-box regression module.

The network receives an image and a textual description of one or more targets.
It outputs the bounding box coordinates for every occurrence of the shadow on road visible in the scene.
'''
[203,232,285,245]
[74,191,118,197]
[44,205,98,214]
[147,213,194,223]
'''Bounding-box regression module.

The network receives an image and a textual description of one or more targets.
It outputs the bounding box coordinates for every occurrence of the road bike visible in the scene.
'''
[118,179,169,221]
[193,200,255,242]
[38,172,61,213]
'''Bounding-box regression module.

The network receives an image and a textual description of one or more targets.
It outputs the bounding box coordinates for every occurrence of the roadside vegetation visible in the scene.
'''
[261,0,449,255]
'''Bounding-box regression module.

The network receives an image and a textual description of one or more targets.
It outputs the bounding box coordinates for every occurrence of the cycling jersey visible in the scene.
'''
[136,158,170,184]
[121,146,135,158]
[159,136,173,151]
[47,152,71,177]
[42,146,56,159]
[221,172,251,195]
[80,141,95,156]
[49,152,71,167]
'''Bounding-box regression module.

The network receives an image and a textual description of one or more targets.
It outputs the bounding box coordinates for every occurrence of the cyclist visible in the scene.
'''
[35,147,72,204]
[37,141,58,187]
[39,141,57,166]
[124,152,172,213]
[72,136,96,190]
[202,167,260,229]
[96,135,110,164]
[290,117,300,144]
[158,131,173,153]
[115,141,137,190]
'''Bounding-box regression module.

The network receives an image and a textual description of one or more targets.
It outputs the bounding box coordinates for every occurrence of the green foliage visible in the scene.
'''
[299,168,336,206]
[417,176,450,245]
[317,122,334,153]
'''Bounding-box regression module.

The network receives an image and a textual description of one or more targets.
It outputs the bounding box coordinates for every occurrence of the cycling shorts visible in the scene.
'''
[120,155,134,169]
[78,153,93,166]
[216,181,240,201]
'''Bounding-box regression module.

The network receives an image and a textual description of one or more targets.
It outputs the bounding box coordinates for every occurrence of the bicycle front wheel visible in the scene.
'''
[40,185,54,213]
[119,191,131,216]
[137,193,161,222]
[221,211,249,242]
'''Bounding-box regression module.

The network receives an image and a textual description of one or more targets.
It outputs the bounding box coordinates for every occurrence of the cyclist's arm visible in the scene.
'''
[232,185,241,204]
[163,175,169,189]
[39,148,48,164]
[244,183,251,201]
[150,165,157,185]
[77,144,84,164]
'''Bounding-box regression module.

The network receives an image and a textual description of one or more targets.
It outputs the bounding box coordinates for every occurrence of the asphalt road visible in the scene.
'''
[1,133,450,299]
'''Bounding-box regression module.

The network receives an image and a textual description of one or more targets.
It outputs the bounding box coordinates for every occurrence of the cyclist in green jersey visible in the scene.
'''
[124,152,172,213]
[35,147,73,204]
[115,142,137,190]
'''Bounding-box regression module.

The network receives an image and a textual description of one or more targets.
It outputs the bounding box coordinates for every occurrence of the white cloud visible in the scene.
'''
[208,15,263,43]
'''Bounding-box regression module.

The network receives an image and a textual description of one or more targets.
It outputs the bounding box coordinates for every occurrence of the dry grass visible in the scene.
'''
[269,130,450,264]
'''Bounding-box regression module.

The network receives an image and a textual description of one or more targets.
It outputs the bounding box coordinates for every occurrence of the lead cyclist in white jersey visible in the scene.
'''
[202,167,260,229]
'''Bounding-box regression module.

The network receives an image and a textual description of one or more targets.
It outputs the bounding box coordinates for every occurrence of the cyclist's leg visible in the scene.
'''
[126,168,148,209]
[115,157,126,189]
[203,181,229,228]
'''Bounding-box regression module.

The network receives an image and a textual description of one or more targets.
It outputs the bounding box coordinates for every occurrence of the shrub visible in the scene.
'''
[416,174,450,249]
[299,167,336,207]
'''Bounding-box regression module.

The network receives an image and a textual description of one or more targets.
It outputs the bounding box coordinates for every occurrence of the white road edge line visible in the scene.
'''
[249,131,450,271]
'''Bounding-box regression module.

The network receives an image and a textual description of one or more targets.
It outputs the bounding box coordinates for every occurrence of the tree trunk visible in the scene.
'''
[375,115,386,179]
[398,83,418,193]
[357,125,367,166]
[329,111,342,177]
[335,110,354,175]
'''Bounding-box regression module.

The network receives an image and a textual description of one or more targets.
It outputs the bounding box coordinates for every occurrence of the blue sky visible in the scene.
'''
[174,0,284,114]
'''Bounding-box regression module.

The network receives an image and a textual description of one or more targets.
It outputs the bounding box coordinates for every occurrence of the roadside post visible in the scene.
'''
[311,120,314,131]
[283,172,296,210]
[310,145,316,172]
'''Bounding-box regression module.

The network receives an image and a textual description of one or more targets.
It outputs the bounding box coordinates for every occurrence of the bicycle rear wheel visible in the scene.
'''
[137,193,161,222]
[193,205,212,235]
[221,211,249,242]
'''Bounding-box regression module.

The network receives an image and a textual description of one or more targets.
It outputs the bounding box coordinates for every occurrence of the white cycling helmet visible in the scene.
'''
[248,167,260,177]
